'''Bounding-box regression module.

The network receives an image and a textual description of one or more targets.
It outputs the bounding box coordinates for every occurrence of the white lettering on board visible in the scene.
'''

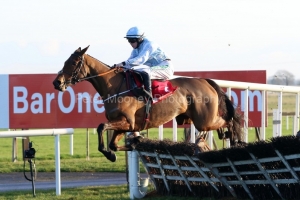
[13,86,105,114]
[14,86,28,113]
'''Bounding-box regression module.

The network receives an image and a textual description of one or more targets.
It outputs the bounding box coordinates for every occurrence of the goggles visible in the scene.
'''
[127,38,138,43]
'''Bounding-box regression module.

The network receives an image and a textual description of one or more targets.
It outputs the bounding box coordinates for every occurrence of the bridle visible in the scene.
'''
[56,53,136,103]
[58,53,123,85]
[58,53,86,85]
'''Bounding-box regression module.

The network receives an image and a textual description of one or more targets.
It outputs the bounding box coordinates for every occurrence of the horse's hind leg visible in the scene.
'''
[194,116,227,132]
[217,128,225,139]
[223,120,240,146]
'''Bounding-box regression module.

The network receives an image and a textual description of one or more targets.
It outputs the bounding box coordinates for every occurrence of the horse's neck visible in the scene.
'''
[84,55,123,99]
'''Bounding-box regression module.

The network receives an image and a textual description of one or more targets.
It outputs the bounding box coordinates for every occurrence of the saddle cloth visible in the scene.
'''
[151,80,177,104]
[126,70,177,104]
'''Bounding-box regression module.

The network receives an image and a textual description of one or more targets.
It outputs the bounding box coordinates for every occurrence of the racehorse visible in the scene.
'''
[53,46,243,162]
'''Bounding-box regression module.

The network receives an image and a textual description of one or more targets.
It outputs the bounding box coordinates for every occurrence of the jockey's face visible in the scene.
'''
[127,38,138,49]
[129,41,138,49]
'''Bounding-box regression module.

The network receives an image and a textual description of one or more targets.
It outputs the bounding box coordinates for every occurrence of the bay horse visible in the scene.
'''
[53,46,243,162]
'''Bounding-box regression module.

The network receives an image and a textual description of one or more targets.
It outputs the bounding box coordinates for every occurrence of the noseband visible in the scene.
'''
[58,53,85,85]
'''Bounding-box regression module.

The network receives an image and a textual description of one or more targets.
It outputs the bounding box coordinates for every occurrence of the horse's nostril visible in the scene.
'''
[53,80,61,87]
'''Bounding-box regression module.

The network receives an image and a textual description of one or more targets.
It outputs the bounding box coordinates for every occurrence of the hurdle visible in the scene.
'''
[134,136,300,199]
[0,128,74,196]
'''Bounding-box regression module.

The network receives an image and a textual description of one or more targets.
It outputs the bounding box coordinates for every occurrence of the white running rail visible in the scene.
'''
[0,128,74,196]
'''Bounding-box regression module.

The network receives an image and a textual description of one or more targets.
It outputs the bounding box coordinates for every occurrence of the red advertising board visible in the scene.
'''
[7,74,106,128]
[0,70,266,129]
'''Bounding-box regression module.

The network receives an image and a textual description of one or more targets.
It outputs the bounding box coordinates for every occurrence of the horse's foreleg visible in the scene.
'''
[97,119,132,162]
[97,123,105,151]
[97,123,117,162]
[109,132,144,152]
[108,131,133,152]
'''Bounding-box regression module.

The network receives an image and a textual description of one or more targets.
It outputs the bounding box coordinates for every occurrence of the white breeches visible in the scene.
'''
[131,60,174,80]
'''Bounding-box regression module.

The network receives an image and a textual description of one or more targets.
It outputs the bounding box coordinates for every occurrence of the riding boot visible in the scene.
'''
[140,72,153,101]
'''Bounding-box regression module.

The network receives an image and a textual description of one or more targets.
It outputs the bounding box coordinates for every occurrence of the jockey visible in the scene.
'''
[114,26,174,100]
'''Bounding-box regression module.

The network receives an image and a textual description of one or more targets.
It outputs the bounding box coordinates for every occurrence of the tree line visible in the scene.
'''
[267,70,300,86]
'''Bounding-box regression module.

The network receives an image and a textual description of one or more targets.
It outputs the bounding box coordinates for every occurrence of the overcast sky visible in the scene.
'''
[1,0,299,79]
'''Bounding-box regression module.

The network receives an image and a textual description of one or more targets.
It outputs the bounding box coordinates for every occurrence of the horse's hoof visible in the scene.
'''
[217,133,225,140]
[133,135,144,143]
[125,136,144,150]
[130,136,144,149]
[125,144,133,151]
[237,140,247,146]
[224,131,230,138]
[104,151,117,162]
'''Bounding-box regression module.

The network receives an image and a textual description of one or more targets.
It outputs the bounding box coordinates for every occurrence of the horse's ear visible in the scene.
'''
[80,45,90,55]
[75,47,81,53]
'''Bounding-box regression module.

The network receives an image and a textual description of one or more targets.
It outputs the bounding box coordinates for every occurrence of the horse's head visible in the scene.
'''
[53,46,89,91]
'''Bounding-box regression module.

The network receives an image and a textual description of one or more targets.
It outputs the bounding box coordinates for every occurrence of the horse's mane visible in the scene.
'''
[86,54,111,68]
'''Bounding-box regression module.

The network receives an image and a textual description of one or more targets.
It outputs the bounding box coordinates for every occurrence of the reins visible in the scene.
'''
[78,67,124,82]
[78,65,130,102]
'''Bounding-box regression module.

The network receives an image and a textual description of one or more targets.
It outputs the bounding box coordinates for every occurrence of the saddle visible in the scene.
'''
[124,70,177,104]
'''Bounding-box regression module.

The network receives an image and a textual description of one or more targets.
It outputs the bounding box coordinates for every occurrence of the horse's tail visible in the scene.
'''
[205,78,243,142]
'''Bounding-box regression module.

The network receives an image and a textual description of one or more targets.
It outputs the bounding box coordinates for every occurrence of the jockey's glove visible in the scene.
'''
[114,62,126,68]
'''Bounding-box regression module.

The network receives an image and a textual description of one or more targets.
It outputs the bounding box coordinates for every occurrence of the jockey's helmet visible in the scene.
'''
[124,27,144,39]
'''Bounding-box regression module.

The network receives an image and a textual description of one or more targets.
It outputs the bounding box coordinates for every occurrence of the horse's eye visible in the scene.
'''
[72,62,76,65]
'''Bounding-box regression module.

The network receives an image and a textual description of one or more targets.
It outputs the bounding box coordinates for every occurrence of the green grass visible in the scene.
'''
[0,185,207,200]
[0,119,296,173]
[267,92,300,113]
